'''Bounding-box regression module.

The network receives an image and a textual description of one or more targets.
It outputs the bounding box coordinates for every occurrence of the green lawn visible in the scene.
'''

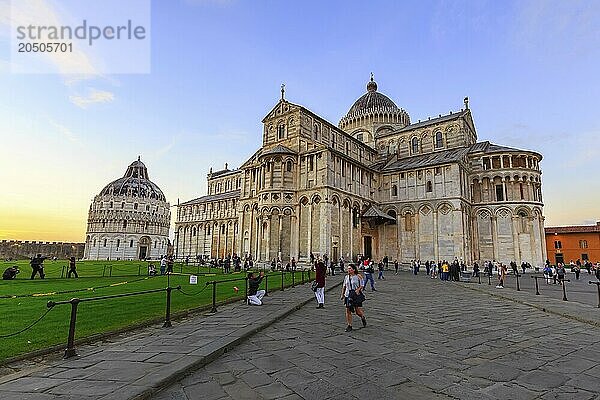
[0,260,313,362]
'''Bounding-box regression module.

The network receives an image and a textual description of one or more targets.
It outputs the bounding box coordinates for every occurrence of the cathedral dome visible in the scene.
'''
[99,158,166,201]
[345,77,400,118]
[339,75,410,135]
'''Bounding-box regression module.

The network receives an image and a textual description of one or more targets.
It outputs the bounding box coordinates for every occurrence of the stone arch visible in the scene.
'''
[437,202,453,215]
[495,207,513,219]
[311,194,322,204]
[282,207,294,216]
[514,206,531,217]
[476,208,492,219]
[299,196,309,206]
[400,205,415,215]
[418,204,432,215]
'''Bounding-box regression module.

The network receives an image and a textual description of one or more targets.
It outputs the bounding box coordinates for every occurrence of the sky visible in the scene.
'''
[0,0,599,242]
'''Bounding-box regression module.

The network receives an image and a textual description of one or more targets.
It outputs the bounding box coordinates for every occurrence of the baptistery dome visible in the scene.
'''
[84,158,171,261]
[100,159,166,201]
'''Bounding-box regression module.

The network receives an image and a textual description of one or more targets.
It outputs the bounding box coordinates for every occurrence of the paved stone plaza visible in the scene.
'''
[1,272,599,400]
[154,273,600,400]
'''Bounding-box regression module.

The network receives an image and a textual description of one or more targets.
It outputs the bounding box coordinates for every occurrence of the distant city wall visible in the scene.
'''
[0,240,85,260]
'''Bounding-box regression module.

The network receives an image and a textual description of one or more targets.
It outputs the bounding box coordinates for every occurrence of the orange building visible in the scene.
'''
[545,222,600,265]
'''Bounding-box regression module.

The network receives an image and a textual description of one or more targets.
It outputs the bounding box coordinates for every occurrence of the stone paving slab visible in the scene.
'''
[0,279,342,400]
[153,272,600,400]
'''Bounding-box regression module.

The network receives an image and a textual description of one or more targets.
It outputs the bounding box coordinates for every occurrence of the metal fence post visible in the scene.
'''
[515,273,521,291]
[562,279,571,301]
[532,276,540,295]
[210,281,217,313]
[163,287,173,327]
[281,270,284,291]
[589,281,600,308]
[64,298,80,358]
[292,270,295,287]
[245,277,249,304]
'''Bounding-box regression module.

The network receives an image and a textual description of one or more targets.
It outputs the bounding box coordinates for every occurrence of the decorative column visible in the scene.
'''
[292,204,302,262]
[255,217,261,261]
[307,202,313,255]
[265,216,271,261]
[321,198,332,257]
[338,202,343,260]
[216,223,221,259]
[182,227,187,260]
[278,214,283,261]
[511,215,521,263]
[528,217,538,265]
[414,213,420,260]
[491,216,499,261]
[433,210,439,262]
[349,206,353,261]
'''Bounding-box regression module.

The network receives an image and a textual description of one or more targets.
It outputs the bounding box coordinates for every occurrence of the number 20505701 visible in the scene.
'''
[18,42,73,52]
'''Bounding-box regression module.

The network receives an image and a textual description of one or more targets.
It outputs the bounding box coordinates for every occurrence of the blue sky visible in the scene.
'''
[1,0,599,241]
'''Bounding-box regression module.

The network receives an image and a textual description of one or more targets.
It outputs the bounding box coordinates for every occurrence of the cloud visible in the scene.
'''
[6,0,102,76]
[513,0,600,57]
[49,120,80,144]
[69,88,114,109]
[153,135,182,158]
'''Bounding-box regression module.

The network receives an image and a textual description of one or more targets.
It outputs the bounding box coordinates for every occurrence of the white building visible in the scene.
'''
[84,158,171,260]
[175,77,546,266]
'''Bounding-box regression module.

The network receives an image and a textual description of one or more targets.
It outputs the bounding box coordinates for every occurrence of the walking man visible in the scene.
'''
[315,257,326,308]
[30,254,46,280]
[377,260,385,280]
[160,256,166,275]
[363,260,376,291]
[67,256,78,278]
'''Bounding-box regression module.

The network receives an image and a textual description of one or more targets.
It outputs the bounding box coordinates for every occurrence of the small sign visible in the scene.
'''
[189,275,198,285]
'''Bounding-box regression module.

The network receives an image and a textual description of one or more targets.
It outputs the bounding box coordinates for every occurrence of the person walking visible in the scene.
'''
[557,263,566,285]
[29,254,46,280]
[340,264,367,332]
[574,263,581,280]
[67,256,78,278]
[377,260,385,280]
[315,257,326,308]
[160,256,166,275]
[441,261,449,281]
[363,260,376,291]
[166,256,174,274]
[394,259,399,275]
[247,271,266,305]
[496,263,507,288]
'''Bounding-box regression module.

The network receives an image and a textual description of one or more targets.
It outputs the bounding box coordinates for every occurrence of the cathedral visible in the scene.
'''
[84,158,171,260]
[174,76,546,266]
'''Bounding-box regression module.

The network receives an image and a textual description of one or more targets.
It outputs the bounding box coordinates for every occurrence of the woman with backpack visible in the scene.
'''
[340,264,367,332]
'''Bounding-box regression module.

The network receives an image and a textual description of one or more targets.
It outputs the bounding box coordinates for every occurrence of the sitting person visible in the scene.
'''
[247,271,265,305]
[2,266,19,280]
[148,264,157,276]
